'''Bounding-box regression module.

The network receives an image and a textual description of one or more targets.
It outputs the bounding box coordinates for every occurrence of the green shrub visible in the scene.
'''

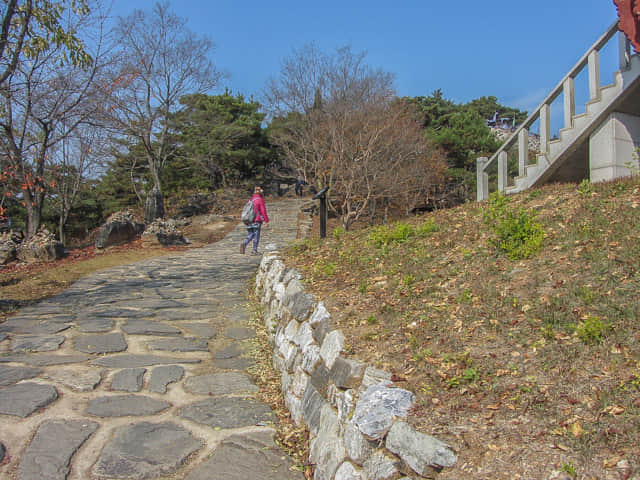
[366,314,378,325]
[369,220,437,247]
[561,461,576,477]
[447,367,480,388]
[483,193,545,260]
[574,315,611,345]
[313,259,337,277]
[577,179,593,196]
[415,219,439,237]
[332,226,346,240]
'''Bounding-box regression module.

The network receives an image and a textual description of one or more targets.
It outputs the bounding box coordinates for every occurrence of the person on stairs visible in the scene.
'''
[241,186,269,255]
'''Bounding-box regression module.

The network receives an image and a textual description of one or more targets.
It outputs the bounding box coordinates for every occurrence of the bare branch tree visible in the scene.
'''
[105,1,222,222]
[0,1,110,237]
[265,44,445,229]
[48,123,107,242]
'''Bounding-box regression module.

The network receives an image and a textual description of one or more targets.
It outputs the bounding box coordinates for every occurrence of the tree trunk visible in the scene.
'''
[24,189,45,238]
[26,204,42,238]
[144,187,165,224]
[58,215,66,244]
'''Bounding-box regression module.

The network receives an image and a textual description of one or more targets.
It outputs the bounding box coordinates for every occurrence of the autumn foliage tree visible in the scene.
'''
[0,0,92,87]
[0,0,107,238]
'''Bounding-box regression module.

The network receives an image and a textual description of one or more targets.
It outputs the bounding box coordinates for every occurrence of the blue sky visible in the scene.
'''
[109,1,620,115]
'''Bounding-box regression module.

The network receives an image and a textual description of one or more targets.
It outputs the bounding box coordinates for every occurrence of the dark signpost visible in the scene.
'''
[312,187,329,238]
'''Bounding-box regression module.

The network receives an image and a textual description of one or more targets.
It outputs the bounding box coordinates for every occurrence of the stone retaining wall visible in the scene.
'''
[255,253,457,480]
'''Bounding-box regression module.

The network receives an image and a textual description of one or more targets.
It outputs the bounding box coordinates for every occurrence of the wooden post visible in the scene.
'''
[319,197,327,238]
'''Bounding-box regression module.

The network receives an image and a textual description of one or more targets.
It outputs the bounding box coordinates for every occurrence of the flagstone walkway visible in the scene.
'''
[0,198,308,480]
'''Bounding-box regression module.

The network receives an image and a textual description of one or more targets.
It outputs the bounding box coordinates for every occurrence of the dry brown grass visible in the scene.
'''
[284,178,640,480]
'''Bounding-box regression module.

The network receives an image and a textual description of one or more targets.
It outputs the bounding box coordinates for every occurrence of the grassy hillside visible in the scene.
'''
[285,178,640,480]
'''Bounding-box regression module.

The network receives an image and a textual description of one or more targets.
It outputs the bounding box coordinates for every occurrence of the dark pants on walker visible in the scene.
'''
[242,223,261,253]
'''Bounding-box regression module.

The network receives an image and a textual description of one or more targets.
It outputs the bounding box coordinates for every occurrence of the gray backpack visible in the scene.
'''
[241,199,256,225]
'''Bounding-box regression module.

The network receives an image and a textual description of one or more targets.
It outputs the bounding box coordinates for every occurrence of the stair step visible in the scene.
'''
[548,139,563,158]
[572,113,590,131]
[600,83,621,102]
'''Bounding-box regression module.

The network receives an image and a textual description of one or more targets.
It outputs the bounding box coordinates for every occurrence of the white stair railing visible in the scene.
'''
[477,21,632,201]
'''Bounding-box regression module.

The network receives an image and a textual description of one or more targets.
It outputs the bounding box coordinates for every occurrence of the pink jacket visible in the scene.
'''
[251,193,269,223]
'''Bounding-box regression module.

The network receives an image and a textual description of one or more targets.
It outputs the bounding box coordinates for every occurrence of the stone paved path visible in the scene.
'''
[0,198,308,480]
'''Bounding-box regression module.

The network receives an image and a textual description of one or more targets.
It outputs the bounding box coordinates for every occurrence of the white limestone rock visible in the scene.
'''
[281,370,292,394]
[344,420,374,466]
[279,341,298,372]
[302,383,327,435]
[334,461,362,480]
[336,388,355,424]
[385,421,457,475]
[273,281,287,303]
[319,330,344,369]
[309,302,330,329]
[285,391,304,425]
[359,367,393,394]
[301,344,321,374]
[291,366,309,397]
[272,351,286,373]
[353,384,415,440]
[293,322,314,350]
[362,451,400,480]
[309,403,346,480]
[284,319,300,342]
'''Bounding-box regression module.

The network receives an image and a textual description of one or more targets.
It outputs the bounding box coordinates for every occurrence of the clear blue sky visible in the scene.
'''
[110,1,619,115]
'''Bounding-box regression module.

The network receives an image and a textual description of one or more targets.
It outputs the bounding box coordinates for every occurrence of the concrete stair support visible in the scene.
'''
[478,22,640,201]
[590,112,640,182]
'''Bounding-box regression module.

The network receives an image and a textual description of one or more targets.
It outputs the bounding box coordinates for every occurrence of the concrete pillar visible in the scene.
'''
[540,105,551,153]
[498,151,508,193]
[518,129,529,177]
[589,112,640,183]
[588,50,600,101]
[618,33,631,70]
[563,77,575,130]
[476,157,489,202]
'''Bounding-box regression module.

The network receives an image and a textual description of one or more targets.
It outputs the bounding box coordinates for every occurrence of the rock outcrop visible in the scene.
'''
[95,211,144,249]
[173,193,216,218]
[141,219,189,246]
[16,229,65,263]
[0,231,23,264]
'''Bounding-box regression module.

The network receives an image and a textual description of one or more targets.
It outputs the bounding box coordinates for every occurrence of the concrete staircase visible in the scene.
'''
[477,21,640,201]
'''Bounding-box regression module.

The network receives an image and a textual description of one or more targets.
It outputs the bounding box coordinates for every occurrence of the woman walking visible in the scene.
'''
[240,186,269,255]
